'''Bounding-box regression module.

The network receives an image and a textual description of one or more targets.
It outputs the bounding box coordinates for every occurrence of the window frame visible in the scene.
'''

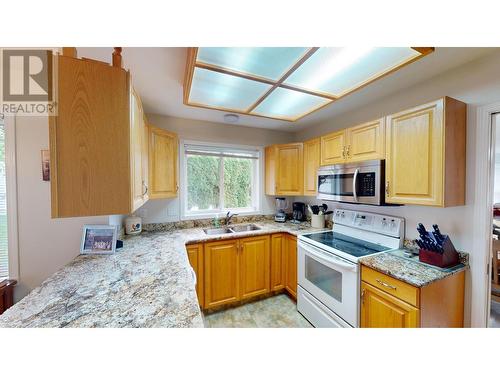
[180,139,262,220]
[0,115,19,282]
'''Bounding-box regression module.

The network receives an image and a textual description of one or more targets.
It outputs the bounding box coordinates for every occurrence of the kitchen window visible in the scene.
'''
[0,119,8,280]
[182,142,261,218]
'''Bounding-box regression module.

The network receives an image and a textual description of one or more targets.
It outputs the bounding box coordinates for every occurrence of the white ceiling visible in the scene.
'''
[77,47,497,132]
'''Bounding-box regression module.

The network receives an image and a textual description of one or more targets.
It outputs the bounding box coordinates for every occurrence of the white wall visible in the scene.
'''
[13,115,107,301]
[138,115,295,224]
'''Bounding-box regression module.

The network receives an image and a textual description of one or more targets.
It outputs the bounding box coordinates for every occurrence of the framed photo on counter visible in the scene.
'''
[80,225,117,255]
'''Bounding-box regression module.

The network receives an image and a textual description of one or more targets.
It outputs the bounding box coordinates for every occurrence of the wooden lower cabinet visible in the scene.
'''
[270,234,286,291]
[198,233,298,310]
[186,243,204,308]
[284,234,298,299]
[361,281,419,328]
[239,236,271,300]
[204,239,240,309]
[361,265,464,328]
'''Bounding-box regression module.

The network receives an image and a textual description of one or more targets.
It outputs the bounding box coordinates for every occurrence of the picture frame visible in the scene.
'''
[41,149,50,181]
[80,225,117,255]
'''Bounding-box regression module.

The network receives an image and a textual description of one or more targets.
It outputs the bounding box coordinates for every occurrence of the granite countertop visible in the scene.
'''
[0,220,322,328]
[359,249,469,288]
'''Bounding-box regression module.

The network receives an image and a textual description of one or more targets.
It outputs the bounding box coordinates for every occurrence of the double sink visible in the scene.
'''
[203,224,261,235]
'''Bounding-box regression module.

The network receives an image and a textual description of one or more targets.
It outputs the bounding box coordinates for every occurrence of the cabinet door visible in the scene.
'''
[303,138,320,196]
[265,146,277,195]
[204,240,240,309]
[320,130,346,166]
[270,234,286,291]
[148,126,178,199]
[130,89,147,211]
[284,234,298,299]
[276,143,304,195]
[239,236,271,300]
[50,55,131,217]
[385,100,444,206]
[361,282,419,328]
[186,243,204,308]
[346,118,385,162]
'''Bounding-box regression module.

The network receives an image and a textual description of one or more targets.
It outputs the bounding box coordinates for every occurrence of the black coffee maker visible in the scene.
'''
[292,202,306,223]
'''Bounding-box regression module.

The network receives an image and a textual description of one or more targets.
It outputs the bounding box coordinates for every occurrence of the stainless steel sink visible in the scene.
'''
[229,224,261,233]
[203,228,233,235]
[203,224,262,235]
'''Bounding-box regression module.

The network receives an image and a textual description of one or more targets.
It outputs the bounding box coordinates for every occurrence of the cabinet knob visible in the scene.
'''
[346,145,350,157]
[385,181,389,196]
[142,181,148,196]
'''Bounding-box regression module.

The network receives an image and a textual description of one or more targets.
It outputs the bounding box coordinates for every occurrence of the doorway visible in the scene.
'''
[490,113,500,327]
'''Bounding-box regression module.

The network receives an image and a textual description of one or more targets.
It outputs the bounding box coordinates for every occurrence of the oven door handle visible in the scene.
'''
[352,168,359,202]
[300,242,357,272]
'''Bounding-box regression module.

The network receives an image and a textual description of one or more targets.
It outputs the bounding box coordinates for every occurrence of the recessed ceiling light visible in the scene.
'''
[224,113,239,123]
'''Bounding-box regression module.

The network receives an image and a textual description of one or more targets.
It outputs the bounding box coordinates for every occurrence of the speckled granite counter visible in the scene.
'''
[359,249,469,288]
[0,220,322,328]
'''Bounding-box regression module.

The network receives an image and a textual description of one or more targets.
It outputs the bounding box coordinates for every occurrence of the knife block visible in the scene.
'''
[419,235,460,268]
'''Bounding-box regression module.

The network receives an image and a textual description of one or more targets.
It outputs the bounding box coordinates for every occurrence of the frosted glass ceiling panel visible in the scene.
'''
[189,67,272,111]
[285,47,421,96]
[252,87,331,119]
[196,47,308,80]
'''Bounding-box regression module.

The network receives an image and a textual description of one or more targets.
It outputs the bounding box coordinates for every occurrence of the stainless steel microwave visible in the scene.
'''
[317,160,385,205]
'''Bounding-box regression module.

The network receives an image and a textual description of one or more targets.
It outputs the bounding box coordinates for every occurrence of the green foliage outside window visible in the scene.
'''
[186,154,253,211]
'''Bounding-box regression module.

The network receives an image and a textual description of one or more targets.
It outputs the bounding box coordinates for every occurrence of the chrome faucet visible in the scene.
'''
[225,211,238,226]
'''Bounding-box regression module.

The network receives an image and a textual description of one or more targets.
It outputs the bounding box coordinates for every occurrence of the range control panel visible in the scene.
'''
[333,209,404,238]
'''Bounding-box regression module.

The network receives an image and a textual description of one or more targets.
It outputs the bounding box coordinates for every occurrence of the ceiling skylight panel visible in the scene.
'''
[284,47,421,96]
[251,87,332,120]
[189,67,272,111]
[196,47,309,80]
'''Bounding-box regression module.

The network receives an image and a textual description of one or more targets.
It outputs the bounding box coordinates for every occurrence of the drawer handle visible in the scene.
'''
[376,278,397,290]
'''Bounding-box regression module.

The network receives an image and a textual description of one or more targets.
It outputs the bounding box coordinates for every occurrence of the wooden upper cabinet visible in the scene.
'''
[50,54,134,217]
[303,138,320,196]
[277,143,304,195]
[204,239,240,309]
[239,235,270,300]
[346,118,385,162]
[131,88,148,211]
[361,281,419,328]
[148,126,178,199]
[265,143,303,196]
[320,129,346,166]
[385,97,466,207]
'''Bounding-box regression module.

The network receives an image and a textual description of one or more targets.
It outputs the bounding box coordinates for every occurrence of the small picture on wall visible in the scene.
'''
[41,150,50,181]
[80,225,117,255]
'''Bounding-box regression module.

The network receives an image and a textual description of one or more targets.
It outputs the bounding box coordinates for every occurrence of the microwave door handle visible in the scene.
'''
[352,168,359,202]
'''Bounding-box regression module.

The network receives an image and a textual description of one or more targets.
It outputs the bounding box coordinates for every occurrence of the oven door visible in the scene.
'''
[317,162,382,205]
[298,240,359,327]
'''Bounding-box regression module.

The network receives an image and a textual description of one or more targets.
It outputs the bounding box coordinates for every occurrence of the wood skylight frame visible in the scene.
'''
[183,47,434,122]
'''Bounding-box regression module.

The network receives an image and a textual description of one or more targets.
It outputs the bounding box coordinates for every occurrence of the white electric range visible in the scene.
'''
[297,208,404,328]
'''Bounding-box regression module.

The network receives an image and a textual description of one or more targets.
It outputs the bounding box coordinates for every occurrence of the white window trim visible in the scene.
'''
[179,139,263,220]
[3,115,19,281]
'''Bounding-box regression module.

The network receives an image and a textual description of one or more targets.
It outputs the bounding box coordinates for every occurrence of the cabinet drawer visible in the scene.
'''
[361,266,419,307]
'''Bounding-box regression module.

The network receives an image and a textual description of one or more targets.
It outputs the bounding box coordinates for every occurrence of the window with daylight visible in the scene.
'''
[0,119,8,279]
[183,143,260,217]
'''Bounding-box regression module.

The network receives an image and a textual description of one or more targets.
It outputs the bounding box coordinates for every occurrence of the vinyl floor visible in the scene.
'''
[203,294,313,328]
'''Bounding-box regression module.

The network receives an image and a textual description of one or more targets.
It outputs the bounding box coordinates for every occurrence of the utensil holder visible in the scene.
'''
[311,214,325,229]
